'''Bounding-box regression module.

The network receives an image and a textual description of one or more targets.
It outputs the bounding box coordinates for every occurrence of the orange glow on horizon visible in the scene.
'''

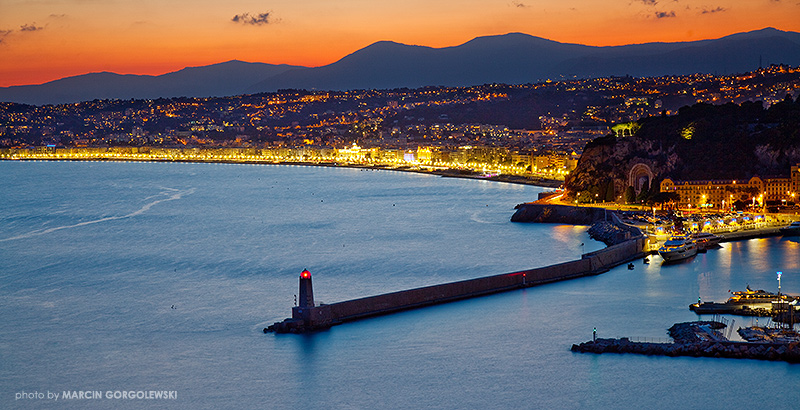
[1,0,798,87]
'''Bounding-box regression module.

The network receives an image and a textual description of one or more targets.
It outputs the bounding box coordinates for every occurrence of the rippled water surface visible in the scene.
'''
[1,161,798,409]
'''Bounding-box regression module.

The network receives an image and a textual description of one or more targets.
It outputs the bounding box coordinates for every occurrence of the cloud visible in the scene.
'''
[511,1,529,7]
[654,10,676,18]
[0,29,11,44]
[700,6,726,14]
[20,23,44,32]
[637,0,658,5]
[231,12,272,26]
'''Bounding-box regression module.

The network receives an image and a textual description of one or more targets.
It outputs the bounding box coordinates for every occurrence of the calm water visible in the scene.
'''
[1,161,798,409]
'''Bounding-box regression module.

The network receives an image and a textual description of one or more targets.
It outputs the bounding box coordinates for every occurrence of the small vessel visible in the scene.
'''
[690,286,799,316]
[658,235,698,262]
[728,286,792,307]
[779,221,800,236]
[691,232,721,251]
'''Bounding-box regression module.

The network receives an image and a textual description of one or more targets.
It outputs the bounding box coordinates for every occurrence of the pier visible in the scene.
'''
[265,236,647,333]
[571,321,800,363]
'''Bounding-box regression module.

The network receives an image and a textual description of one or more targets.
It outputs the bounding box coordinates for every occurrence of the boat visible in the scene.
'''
[691,232,721,251]
[658,235,698,262]
[779,221,800,236]
[728,286,793,307]
[690,286,800,316]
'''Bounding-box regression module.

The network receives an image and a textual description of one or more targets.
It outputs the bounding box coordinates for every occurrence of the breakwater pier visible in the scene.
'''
[266,236,647,333]
[572,321,800,363]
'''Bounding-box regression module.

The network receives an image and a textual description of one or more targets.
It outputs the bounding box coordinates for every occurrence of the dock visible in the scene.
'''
[717,227,783,241]
[571,321,800,363]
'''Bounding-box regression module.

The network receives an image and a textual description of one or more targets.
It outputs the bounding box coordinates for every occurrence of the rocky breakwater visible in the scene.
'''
[511,203,607,224]
[511,203,641,246]
[587,219,643,246]
[571,321,800,363]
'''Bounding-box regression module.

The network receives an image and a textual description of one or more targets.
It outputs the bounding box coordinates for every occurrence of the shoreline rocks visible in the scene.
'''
[510,203,607,224]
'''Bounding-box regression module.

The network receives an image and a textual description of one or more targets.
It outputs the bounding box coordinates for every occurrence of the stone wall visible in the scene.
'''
[267,236,647,332]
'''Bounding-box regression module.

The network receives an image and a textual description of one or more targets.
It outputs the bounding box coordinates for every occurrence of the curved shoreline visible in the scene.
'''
[0,156,563,189]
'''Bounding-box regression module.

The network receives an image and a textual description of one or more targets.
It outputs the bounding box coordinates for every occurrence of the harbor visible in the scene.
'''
[571,278,800,363]
[267,203,800,334]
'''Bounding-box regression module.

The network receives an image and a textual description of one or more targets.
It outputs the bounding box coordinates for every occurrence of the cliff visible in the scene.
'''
[565,96,800,200]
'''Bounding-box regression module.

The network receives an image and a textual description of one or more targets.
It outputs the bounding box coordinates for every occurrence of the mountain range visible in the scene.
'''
[3,27,800,106]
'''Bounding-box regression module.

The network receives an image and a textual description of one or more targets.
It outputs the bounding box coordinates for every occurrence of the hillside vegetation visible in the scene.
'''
[565,95,800,202]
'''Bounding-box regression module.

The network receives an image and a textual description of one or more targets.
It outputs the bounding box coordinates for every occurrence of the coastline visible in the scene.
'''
[0,155,564,189]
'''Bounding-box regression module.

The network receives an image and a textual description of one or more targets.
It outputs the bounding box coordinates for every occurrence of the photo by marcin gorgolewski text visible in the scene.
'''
[15,390,178,401]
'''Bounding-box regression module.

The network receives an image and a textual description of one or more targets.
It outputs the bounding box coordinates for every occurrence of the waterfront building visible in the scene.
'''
[763,176,792,202]
[661,172,797,209]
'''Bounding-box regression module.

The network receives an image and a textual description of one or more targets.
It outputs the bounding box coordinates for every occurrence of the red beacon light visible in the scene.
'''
[300,269,311,279]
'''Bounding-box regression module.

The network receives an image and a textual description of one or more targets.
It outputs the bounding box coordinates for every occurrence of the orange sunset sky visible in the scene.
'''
[1,0,799,88]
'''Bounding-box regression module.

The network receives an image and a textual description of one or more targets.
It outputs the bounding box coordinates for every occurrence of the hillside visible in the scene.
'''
[565,96,800,200]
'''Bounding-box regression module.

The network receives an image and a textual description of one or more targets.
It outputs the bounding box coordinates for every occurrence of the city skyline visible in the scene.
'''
[1,0,799,88]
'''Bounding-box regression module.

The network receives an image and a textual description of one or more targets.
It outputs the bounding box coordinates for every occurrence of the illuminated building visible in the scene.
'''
[661,172,797,209]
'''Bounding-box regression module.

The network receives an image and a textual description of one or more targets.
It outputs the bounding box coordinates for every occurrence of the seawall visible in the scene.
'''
[267,236,646,333]
[571,338,800,363]
[571,321,800,363]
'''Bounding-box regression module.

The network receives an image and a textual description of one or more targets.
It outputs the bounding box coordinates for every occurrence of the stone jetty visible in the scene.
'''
[571,321,800,363]
[266,236,647,333]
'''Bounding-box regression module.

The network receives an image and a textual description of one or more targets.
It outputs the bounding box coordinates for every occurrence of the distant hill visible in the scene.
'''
[0,61,305,106]
[247,34,594,92]
[2,27,800,105]
[249,27,800,92]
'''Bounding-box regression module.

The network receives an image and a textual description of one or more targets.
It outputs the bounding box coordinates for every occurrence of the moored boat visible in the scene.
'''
[779,221,800,236]
[691,232,722,250]
[690,286,800,316]
[658,235,698,262]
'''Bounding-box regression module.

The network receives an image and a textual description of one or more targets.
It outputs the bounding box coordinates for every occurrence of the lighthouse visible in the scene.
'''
[292,269,315,324]
[298,269,315,308]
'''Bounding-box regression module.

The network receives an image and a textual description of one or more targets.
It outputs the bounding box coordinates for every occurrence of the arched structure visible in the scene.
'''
[628,163,654,194]
[611,122,640,138]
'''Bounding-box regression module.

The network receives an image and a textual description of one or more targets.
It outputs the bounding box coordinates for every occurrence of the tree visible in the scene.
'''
[623,186,636,204]
[577,190,594,204]
[605,180,616,202]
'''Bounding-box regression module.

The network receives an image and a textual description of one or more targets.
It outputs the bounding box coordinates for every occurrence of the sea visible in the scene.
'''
[1,160,799,409]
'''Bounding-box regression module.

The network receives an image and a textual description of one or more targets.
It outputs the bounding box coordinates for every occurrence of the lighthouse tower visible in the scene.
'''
[292,269,315,324]
[298,269,315,308]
